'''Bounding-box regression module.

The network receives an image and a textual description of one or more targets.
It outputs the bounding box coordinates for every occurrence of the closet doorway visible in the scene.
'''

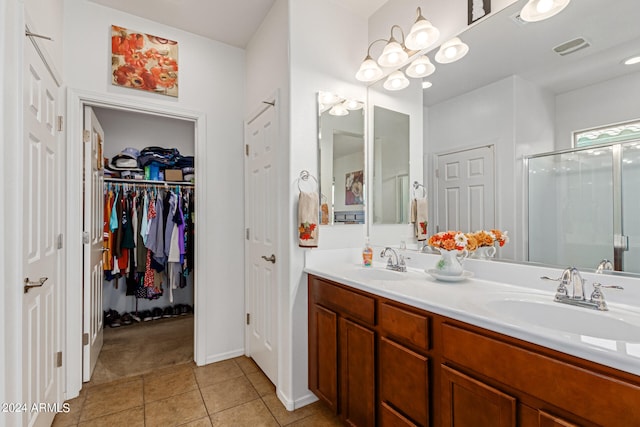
[66,90,206,395]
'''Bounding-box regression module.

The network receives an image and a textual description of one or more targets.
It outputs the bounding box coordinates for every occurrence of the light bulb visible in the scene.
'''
[536,0,553,13]
[445,46,457,59]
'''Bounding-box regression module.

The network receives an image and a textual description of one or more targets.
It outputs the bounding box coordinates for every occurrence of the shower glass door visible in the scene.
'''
[622,142,640,273]
[528,146,614,270]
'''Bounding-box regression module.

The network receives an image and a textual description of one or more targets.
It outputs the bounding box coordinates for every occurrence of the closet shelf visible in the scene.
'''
[104,177,195,187]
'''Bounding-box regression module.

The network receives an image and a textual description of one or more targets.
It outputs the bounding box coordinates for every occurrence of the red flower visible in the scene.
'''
[124,49,147,68]
[112,35,130,55]
[150,66,177,89]
[113,64,156,91]
[126,33,145,50]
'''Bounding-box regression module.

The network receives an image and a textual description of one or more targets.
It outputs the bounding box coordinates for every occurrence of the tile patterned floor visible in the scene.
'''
[52,357,343,426]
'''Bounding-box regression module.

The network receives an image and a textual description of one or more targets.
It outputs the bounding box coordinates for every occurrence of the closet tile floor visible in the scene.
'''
[52,316,342,426]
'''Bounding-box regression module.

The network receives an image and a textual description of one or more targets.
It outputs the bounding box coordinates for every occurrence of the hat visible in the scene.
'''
[117,147,140,159]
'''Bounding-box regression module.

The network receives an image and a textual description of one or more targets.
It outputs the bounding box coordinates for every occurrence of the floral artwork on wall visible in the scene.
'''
[345,170,364,205]
[111,25,179,97]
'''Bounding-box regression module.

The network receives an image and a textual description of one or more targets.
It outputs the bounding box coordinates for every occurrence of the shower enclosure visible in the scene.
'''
[527,142,640,273]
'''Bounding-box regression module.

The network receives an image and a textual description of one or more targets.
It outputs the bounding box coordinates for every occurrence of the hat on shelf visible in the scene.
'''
[110,147,142,171]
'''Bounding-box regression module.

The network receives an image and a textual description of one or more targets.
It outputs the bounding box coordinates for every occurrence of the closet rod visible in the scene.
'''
[104,177,195,188]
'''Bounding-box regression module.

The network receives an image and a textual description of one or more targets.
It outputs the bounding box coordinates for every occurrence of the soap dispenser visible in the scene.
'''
[362,239,373,267]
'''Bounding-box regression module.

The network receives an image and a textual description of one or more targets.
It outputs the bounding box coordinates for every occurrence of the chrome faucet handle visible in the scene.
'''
[540,274,569,298]
[595,259,614,274]
[590,283,624,311]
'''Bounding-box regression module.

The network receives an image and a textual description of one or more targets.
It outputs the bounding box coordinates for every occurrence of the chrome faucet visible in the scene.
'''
[595,259,614,274]
[541,266,623,311]
[380,247,407,272]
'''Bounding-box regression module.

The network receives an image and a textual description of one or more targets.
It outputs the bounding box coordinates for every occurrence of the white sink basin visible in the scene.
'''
[484,297,640,342]
[354,267,407,281]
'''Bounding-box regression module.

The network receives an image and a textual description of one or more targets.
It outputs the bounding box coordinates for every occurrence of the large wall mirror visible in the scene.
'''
[367,0,640,274]
[318,92,365,225]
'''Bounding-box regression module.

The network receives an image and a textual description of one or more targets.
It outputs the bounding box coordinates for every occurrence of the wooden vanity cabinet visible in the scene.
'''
[308,274,640,427]
[308,276,376,426]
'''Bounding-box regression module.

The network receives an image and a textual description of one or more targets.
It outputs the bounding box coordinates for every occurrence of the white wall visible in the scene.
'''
[555,71,640,150]
[24,0,64,79]
[63,0,246,374]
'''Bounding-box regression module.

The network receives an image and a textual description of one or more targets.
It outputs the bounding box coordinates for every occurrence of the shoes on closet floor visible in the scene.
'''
[162,306,176,318]
[108,310,122,328]
[140,310,153,322]
[151,307,163,320]
[121,312,133,325]
[130,312,141,322]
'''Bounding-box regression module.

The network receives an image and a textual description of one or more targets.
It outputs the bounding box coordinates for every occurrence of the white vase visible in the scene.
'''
[471,246,496,260]
[435,249,467,276]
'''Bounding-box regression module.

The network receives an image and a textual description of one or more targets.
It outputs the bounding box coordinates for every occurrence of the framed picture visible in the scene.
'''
[111,25,179,97]
[345,170,364,205]
[468,0,491,24]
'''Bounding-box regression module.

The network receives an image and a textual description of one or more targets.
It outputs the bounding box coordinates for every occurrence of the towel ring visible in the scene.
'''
[412,181,427,198]
[298,170,318,192]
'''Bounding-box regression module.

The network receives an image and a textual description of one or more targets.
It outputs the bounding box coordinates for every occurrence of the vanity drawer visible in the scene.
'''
[309,277,375,325]
[441,323,640,426]
[380,302,430,351]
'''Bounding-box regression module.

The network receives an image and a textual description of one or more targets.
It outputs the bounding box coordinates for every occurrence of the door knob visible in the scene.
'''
[261,254,276,264]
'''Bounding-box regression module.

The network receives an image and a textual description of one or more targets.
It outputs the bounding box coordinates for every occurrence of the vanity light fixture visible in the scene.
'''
[624,56,640,65]
[355,39,386,82]
[422,81,433,89]
[435,37,469,64]
[520,0,571,22]
[343,99,364,110]
[383,70,410,91]
[329,104,349,116]
[377,25,409,67]
[406,55,436,78]
[404,7,440,51]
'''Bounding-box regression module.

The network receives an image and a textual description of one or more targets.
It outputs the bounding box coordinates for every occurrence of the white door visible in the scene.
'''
[22,37,63,427]
[82,107,105,382]
[436,145,495,232]
[245,102,278,385]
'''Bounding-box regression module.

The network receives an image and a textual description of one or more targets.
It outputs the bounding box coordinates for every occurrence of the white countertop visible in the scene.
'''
[304,248,640,377]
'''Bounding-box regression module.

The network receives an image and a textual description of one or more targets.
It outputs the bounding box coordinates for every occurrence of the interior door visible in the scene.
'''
[245,102,278,385]
[22,36,63,427]
[436,145,495,232]
[82,106,105,382]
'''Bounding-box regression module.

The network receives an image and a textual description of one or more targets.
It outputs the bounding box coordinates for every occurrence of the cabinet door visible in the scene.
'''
[380,337,429,426]
[340,317,376,427]
[538,411,579,427]
[309,303,339,412]
[441,365,516,427]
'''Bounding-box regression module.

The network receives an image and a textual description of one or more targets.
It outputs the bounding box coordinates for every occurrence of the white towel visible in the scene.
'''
[414,198,428,241]
[298,191,319,248]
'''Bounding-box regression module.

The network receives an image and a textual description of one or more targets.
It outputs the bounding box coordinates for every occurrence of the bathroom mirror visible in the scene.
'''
[318,92,365,225]
[368,0,640,273]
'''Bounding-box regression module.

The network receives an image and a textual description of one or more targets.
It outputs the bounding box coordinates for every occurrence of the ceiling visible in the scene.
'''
[88,0,388,48]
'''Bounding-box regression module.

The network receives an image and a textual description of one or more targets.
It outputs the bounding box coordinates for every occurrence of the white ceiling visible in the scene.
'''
[88,0,388,48]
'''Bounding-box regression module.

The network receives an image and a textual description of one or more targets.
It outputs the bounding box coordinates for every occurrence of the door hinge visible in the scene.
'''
[435,169,440,178]
[246,228,250,240]
[83,129,90,143]
[82,333,89,346]
[245,144,249,156]
[57,233,63,249]
[56,351,63,368]
[57,116,64,132]
[82,231,90,244]
[246,313,250,325]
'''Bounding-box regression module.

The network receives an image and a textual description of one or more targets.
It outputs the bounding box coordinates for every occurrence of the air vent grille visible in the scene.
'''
[553,37,590,56]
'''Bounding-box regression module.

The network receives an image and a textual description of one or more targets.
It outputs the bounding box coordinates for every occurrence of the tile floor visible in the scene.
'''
[52,356,343,426]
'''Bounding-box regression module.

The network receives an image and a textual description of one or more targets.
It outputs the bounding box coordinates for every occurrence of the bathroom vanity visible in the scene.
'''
[305,249,640,427]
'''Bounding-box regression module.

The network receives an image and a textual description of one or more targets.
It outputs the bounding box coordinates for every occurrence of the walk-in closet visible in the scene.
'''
[87,106,196,384]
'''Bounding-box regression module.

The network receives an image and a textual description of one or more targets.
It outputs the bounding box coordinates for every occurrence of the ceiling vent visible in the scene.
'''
[553,37,591,56]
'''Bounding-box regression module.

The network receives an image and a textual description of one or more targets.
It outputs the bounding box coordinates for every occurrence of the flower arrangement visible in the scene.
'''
[428,231,468,251]
[467,229,509,247]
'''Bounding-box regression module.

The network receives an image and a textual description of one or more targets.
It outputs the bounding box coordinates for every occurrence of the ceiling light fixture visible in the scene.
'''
[404,7,440,51]
[383,70,410,91]
[406,55,436,78]
[435,37,469,64]
[624,56,640,66]
[520,0,571,22]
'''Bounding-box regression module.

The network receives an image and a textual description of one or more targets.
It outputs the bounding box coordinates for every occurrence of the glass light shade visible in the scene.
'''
[624,56,640,66]
[405,19,440,51]
[319,91,341,105]
[406,55,436,78]
[422,81,433,89]
[383,71,410,91]
[520,0,571,22]
[435,37,469,64]
[329,104,349,116]
[343,99,363,110]
[355,56,384,82]
[377,40,409,67]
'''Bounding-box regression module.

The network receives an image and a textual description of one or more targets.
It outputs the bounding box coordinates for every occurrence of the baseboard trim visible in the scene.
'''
[202,349,245,366]
[276,389,319,411]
